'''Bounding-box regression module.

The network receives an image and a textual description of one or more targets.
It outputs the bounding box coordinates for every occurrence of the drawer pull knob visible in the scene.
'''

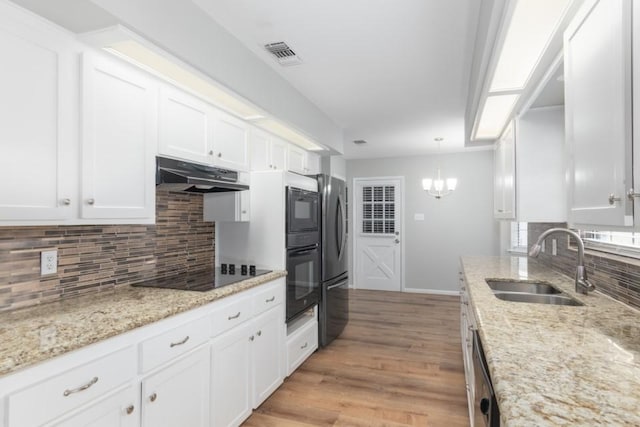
[257,330,262,336]
[63,376,98,396]
[149,392,157,402]
[87,198,95,205]
[249,335,255,341]
[126,405,135,415]
[62,198,71,206]
[170,335,190,348]
[228,312,241,320]
[265,296,275,303]
[300,342,308,350]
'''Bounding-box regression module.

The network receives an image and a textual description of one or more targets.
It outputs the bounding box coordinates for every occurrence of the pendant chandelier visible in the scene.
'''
[422,138,457,199]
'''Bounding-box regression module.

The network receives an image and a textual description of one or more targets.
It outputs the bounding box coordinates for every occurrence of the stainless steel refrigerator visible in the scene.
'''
[317,174,349,347]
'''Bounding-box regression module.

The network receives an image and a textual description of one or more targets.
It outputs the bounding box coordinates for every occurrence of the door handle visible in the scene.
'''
[327,280,348,290]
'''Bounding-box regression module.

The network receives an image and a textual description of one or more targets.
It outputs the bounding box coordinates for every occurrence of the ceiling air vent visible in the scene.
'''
[353,140,367,145]
[264,41,303,66]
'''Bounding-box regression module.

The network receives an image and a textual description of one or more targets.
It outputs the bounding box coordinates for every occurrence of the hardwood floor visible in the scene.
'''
[243,290,469,427]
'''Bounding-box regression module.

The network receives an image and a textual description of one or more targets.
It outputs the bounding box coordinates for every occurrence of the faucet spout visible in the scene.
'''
[528,228,595,295]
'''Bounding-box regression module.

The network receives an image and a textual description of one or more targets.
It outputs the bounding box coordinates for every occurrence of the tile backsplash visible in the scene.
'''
[0,190,214,312]
[529,222,640,310]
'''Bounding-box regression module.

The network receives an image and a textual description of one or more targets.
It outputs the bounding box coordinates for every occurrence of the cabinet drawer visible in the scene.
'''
[211,295,254,337]
[7,346,135,427]
[139,316,211,373]
[253,280,284,316]
[286,320,318,376]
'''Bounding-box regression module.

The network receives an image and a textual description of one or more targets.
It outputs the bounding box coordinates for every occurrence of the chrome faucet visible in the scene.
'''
[528,228,596,295]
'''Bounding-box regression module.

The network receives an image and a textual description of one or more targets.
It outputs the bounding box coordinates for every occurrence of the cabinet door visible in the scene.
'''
[0,5,75,221]
[270,138,288,171]
[249,128,271,171]
[211,321,253,427]
[142,346,210,427]
[252,306,284,408]
[81,53,157,221]
[287,144,306,174]
[159,86,214,165]
[306,152,321,175]
[565,0,632,226]
[49,386,138,427]
[494,122,515,220]
[213,110,249,171]
[203,191,249,222]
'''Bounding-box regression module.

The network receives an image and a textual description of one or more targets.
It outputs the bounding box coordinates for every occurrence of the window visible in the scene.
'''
[579,230,640,258]
[510,222,528,252]
[361,185,395,235]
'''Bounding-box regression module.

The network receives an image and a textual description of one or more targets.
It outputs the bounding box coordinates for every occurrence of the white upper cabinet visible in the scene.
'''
[271,138,288,170]
[515,106,566,223]
[287,144,306,174]
[306,152,321,176]
[494,122,515,220]
[565,0,633,227]
[248,128,288,171]
[81,53,157,220]
[212,110,249,171]
[0,3,76,222]
[159,85,214,165]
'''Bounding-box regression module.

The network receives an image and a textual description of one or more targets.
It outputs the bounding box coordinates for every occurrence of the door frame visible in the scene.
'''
[351,176,405,292]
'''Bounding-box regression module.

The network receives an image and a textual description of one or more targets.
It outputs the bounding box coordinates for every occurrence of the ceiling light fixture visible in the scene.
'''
[81,25,325,152]
[472,0,572,141]
[422,138,457,199]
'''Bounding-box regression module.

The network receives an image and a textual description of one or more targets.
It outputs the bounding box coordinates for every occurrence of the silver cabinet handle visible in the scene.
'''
[63,376,98,396]
[265,296,275,303]
[228,311,241,320]
[628,189,640,200]
[300,342,308,350]
[87,198,95,205]
[62,198,71,206]
[126,405,135,415]
[149,393,157,402]
[249,335,254,341]
[209,150,214,155]
[170,335,190,348]
[609,194,621,205]
[217,152,222,158]
[257,330,262,336]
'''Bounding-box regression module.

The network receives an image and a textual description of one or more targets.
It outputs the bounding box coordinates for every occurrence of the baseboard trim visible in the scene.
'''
[402,288,460,296]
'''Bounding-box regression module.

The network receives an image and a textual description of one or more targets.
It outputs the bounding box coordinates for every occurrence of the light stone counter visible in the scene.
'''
[0,271,286,377]
[461,256,640,426]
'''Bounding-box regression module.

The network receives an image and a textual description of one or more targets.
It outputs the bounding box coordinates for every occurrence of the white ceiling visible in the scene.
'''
[191,0,482,159]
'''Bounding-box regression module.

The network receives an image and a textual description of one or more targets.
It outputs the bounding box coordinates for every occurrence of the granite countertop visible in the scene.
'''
[0,270,287,377]
[461,256,640,426]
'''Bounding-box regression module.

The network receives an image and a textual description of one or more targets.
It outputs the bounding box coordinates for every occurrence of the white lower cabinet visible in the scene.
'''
[211,304,285,427]
[459,270,475,424]
[141,346,210,427]
[211,321,254,427]
[49,386,138,427]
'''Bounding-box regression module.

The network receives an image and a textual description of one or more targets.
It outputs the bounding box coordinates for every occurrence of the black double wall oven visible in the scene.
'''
[285,186,320,322]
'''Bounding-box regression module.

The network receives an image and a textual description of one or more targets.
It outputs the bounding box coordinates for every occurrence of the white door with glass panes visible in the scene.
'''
[354,178,403,291]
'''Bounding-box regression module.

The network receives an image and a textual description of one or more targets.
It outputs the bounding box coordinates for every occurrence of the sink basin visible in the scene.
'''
[485,279,561,294]
[494,292,583,306]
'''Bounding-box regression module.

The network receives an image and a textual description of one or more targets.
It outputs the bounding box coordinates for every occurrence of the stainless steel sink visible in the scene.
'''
[493,292,584,306]
[485,279,561,294]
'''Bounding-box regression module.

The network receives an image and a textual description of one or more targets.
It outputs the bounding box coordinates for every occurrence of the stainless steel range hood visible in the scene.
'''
[156,156,249,193]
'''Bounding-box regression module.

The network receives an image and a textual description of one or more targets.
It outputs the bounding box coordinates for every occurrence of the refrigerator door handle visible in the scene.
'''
[327,279,349,290]
[336,194,347,260]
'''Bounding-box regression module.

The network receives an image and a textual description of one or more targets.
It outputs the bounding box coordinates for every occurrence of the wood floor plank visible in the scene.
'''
[242,290,469,427]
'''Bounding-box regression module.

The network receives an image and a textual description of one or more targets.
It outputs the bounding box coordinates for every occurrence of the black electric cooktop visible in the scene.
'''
[131,267,272,292]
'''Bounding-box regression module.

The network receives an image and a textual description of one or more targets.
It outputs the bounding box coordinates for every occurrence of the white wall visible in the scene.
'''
[91,0,344,154]
[347,150,499,293]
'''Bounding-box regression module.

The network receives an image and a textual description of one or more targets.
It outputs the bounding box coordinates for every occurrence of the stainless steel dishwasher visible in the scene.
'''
[473,330,500,426]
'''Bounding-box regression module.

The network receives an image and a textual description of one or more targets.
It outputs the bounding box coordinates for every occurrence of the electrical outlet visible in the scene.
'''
[41,250,58,275]
[552,239,557,256]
